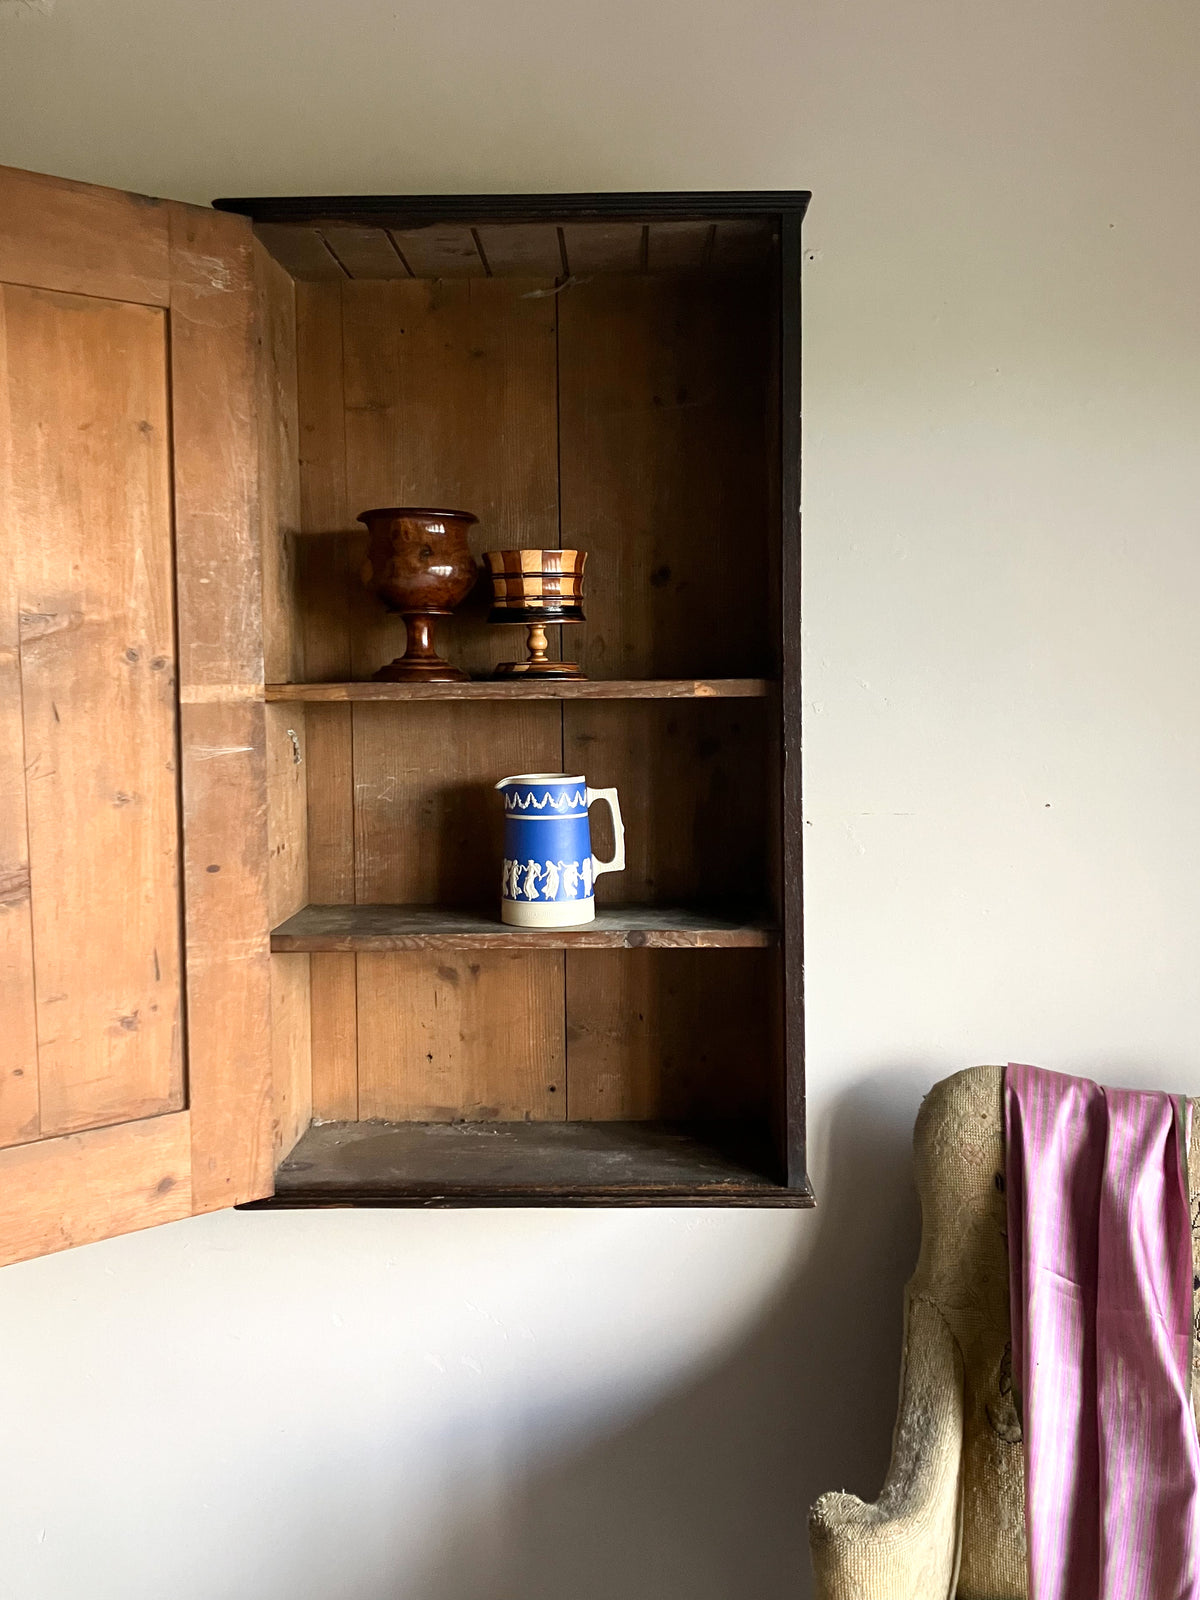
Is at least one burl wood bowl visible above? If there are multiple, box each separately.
[483,548,587,679]
[358,507,478,682]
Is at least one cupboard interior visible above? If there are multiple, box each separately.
[255,213,800,1201]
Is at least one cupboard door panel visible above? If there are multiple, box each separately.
[0,166,278,1264]
[1,283,183,1141]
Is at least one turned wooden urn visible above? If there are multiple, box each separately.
[358,507,478,682]
[483,548,588,679]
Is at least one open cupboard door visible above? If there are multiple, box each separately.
[0,164,285,1266]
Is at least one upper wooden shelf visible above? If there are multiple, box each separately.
[271,903,775,952]
[265,678,772,703]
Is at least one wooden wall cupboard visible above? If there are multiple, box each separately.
[0,166,810,1268]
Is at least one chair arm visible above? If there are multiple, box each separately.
[809,1293,964,1600]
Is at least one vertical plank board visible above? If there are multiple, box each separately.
[352,701,562,905]
[170,202,273,1209]
[309,953,359,1120]
[566,950,772,1126]
[339,277,559,680]
[295,281,359,678]
[357,951,564,1121]
[294,280,359,1120]
[558,274,771,679]
[5,284,182,1138]
[561,700,769,906]
[0,288,39,1146]
[351,699,564,1122]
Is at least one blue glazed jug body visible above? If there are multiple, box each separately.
[495,772,625,927]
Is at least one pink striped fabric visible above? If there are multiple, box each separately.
[1005,1062,1200,1600]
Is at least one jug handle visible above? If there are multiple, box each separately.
[586,787,625,879]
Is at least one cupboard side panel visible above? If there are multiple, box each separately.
[294,281,359,1120]
[255,241,311,1158]
[0,288,39,1145]
[5,285,183,1139]
[778,214,806,1188]
[763,233,788,1173]
[268,708,311,1160]
[170,203,273,1208]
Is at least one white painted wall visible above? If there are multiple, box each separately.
[1,1,1198,1595]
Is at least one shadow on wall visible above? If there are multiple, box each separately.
[402,1069,928,1600]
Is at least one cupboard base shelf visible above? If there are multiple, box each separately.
[245,1119,814,1207]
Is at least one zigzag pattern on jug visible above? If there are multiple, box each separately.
[503,789,587,813]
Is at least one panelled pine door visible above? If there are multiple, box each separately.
[0,165,275,1266]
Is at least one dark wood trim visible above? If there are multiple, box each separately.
[240,1188,816,1209]
[213,191,812,228]
[779,210,807,1193]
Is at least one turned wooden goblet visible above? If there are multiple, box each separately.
[358,507,478,682]
[483,548,587,680]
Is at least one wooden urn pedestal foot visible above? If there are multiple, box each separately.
[492,621,584,680]
[374,614,470,683]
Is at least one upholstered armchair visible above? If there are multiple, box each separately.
[808,1064,1200,1600]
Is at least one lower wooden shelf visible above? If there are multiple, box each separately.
[270,903,775,951]
[243,1120,815,1208]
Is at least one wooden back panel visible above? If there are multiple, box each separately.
[293,269,777,1129]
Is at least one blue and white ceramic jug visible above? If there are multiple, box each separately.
[495,773,625,927]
